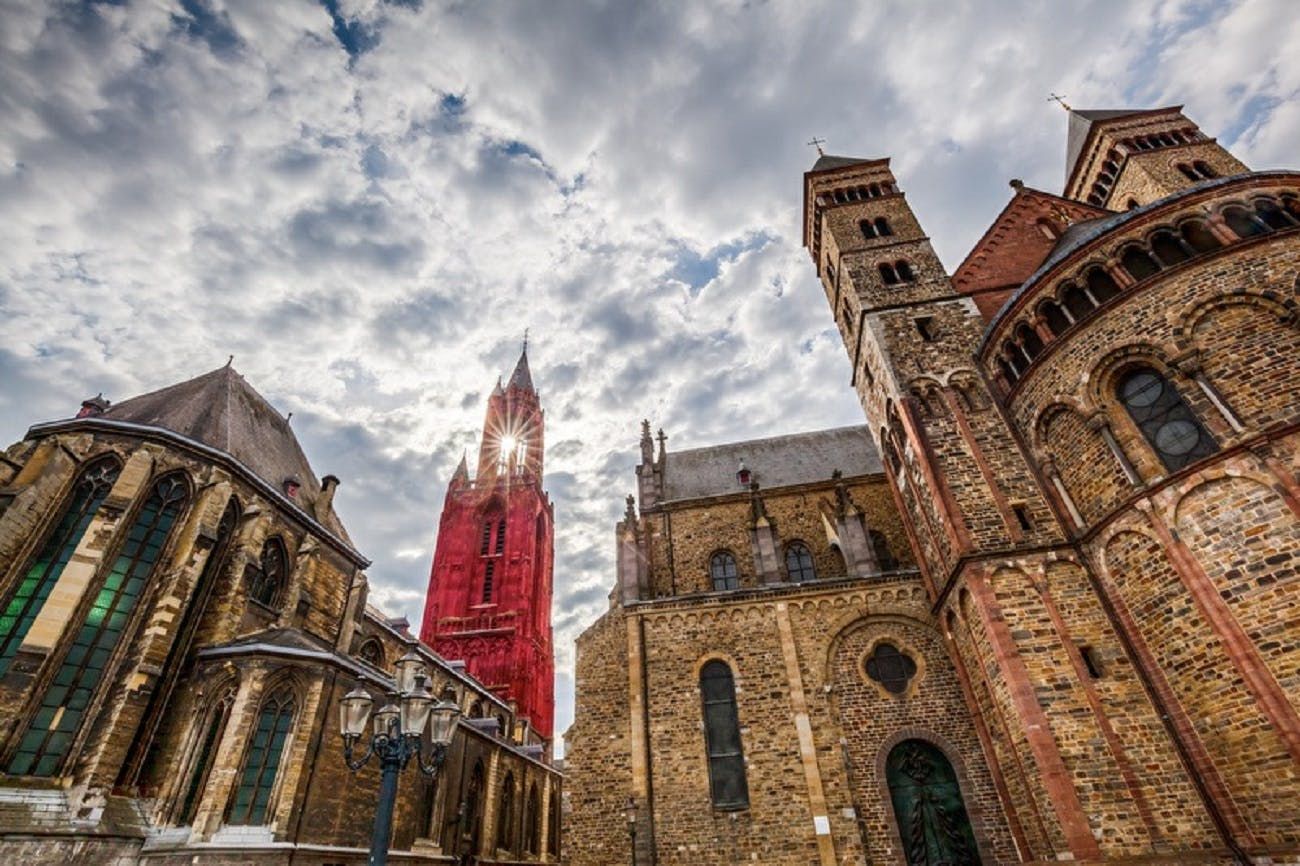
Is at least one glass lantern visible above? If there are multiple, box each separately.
[339,687,374,739]
[394,647,425,694]
[372,701,401,737]
[400,675,434,737]
[428,698,462,746]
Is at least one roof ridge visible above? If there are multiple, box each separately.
[668,424,869,457]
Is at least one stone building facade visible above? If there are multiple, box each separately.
[0,365,561,864]
[420,350,557,739]
[565,105,1300,864]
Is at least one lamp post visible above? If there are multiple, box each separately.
[340,649,461,866]
[625,796,638,866]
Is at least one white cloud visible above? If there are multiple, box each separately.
[0,0,1291,747]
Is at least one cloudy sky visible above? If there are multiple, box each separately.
[1,0,1295,747]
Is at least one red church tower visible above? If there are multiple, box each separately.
[419,349,556,738]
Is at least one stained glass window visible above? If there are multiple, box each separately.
[228,687,295,825]
[700,660,748,809]
[177,686,235,825]
[709,552,738,591]
[0,457,120,675]
[247,537,288,608]
[496,771,515,850]
[1118,368,1217,472]
[7,473,188,777]
[525,783,541,854]
[785,543,816,582]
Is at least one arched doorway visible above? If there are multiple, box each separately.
[886,739,980,865]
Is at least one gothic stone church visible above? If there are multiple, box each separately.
[564,105,1300,865]
[0,364,562,864]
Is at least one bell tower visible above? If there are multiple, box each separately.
[419,348,556,738]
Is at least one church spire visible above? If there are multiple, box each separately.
[507,347,535,393]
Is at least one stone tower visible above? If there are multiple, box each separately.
[803,104,1300,863]
[419,349,556,739]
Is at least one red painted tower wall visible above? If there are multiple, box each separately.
[419,352,556,738]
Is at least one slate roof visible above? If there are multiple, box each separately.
[980,171,1294,346]
[100,364,321,500]
[1064,109,1145,186]
[811,154,873,172]
[661,425,880,502]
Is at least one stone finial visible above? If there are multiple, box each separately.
[832,469,855,517]
[625,494,637,524]
[76,393,111,418]
[656,428,667,462]
[1009,178,1024,190]
[640,420,654,463]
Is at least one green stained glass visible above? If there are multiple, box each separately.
[6,475,187,777]
[0,459,120,674]
[228,693,295,825]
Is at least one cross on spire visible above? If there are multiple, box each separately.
[522,328,529,354]
[1048,92,1073,111]
[806,136,826,156]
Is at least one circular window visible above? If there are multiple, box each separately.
[865,643,918,695]
[1154,419,1200,455]
[1120,371,1162,407]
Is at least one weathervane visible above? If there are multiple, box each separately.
[522,328,529,353]
[806,136,826,156]
[1048,92,1072,111]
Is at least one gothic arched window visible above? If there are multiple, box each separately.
[874,217,893,237]
[709,551,739,591]
[547,788,560,855]
[1118,368,1218,472]
[1193,160,1217,179]
[496,772,515,852]
[6,472,189,778]
[887,740,980,865]
[870,529,898,571]
[0,455,120,675]
[228,686,295,825]
[175,684,236,825]
[784,542,816,582]
[895,260,916,282]
[357,638,384,669]
[699,660,748,809]
[860,219,879,240]
[525,783,541,855]
[879,263,900,285]
[248,536,288,608]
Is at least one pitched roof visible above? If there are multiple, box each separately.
[507,349,535,392]
[952,184,1109,300]
[811,154,874,172]
[661,425,880,502]
[1064,109,1144,185]
[101,364,321,499]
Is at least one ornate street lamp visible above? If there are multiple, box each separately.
[340,653,461,866]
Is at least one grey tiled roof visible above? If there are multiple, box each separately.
[811,154,873,172]
[660,425,879,502]
[1065,109,1143,186]
[101,364,321,500]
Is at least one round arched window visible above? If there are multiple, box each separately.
[1118,368,1217,471]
